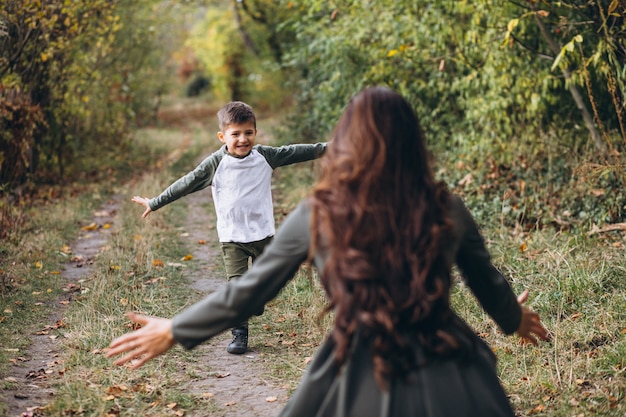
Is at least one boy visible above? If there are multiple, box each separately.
[131,101,326,354]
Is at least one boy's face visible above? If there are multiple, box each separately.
[218,121,257,157]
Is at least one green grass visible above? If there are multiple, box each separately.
[2,107,626,416]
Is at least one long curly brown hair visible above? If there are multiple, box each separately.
[311,87,458,388]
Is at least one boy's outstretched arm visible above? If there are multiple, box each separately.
[131,196,153,219]
[516,290,550,345]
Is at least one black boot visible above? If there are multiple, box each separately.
[227,327,248,354]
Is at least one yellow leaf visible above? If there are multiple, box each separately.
[61,245,72,254]
[41,52,48,62]
[519,242,528,253]
[110,265,121,271]
[102,223,111,229]
[35,261,43,269]
[387,49,398,57]
[120,298,128,306]
[50,271,60,275]
[507,18,519,32]
[81,222,98,231]
[133,234,142,241]
[152,259,164,267]
[181,254,193,261]
[608,0,618,15]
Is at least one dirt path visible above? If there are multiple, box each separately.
[1,128,288,417]
[2,198,121,417]
[174,183,288,417]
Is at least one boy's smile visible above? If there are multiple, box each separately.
[218,121,257,157]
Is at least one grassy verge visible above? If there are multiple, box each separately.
[0,126,179,376]
[265,150,626,415]
[45,126,225,416]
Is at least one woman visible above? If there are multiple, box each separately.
[107,87,548,416]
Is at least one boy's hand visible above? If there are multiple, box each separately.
[106,312,175,369]
[516,290,549,346]
[131,196,152,218]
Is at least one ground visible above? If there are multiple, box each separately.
[1,108,289,417]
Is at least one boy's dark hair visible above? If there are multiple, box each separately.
[217,101,256,131]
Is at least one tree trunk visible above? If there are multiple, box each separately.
[534,14,607,154]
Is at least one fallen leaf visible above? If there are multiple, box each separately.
[197,240,207,245]
[81,223,98,231]
[225,401,236,406]
[181,254,193,261]
[105,385,129,396]
[216,372,231,378]
[166,402,177,409]
[202,392,214,398]
[266,396,277,402]
[35,261,43,269]
[152,259,164,267]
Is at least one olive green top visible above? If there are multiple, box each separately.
[172,194,520,417]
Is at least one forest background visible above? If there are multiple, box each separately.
[1,0,626,416]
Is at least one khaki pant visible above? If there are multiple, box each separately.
[220,235,273,328]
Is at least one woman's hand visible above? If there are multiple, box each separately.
[516,290,549,346]
[131,196,152,218]
[106,312,176,369]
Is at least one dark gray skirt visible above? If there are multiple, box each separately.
[279,329,515,417]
